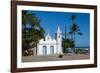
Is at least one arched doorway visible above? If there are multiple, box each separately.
[50,46,54,55]
[43,46,47,55]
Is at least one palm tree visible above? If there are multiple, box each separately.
[22,11,45,53]
[69,14,83,53]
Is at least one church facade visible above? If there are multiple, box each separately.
[37,26,62,55]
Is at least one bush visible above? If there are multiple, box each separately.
[58,54,63,58]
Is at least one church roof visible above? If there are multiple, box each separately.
[45,30,52,40]
[38,25,62,44]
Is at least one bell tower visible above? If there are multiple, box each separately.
[56,25,62,54]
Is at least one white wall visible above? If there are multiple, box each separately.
[0,0,100,73]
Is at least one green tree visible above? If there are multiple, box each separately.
[69,14,83,53]
[62,38,74,53]
[22,11,45,52]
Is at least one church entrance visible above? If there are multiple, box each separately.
[50,46,54,55]
[43,46,47,55]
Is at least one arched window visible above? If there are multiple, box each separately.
[43,46,47,55]
[50,46,54,54]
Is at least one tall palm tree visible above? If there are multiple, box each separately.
[69,14,83,53]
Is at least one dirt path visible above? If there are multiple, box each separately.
[22,54,90,62]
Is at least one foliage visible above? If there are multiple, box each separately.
[62,14,83,53]
[22,11,45,51]
[69,14,83,53]
[62,38,74,53]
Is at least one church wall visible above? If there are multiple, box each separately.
[37,43,58,55]
[37,44,42,55]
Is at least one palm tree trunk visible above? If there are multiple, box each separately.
[73,33,75,53]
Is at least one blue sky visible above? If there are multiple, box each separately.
[24,10,90,47]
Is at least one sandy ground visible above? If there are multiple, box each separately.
[22,54,90,62]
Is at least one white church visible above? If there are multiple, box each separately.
[37,26,63,55]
